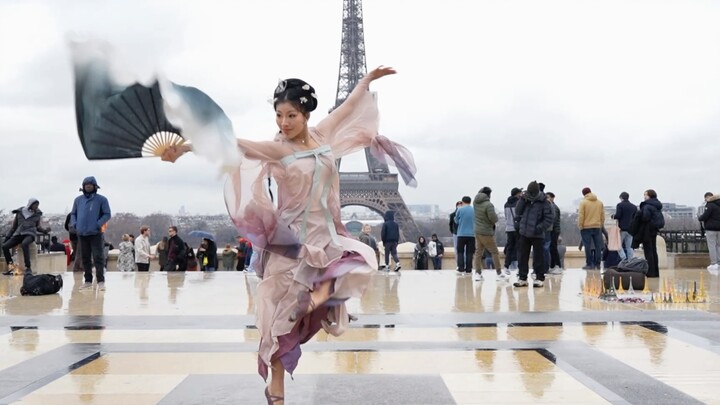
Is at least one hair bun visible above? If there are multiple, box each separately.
[273,78,318,112]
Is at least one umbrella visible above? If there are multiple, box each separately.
[72,43,232,160]
[189,231,215,241]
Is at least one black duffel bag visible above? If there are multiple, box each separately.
[21,273,63,296]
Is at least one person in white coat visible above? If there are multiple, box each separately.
[134,226,154,272]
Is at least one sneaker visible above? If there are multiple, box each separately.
[79,282,93,290]
[581,265,595,270]
[379,264,388,271]
[97,282,106,291]
[496,272,510,281]
[548,267,563,275]
[533,279,544,288]
[394,265,402,272]
[473,272,484,281]
[513,280,529,287]
[707,264,719,271]
[501,268,512,276]
[2,270,13,276]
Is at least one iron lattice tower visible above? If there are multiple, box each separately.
[334,0,420,242]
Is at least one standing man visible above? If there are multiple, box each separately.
[454,196,475,276]
[472,187,507,281]
[513,181,554,288]
[612,192,637,261]
[381,210,402,272]
[428,233,444,270]
[164,226,187,272]
[699,192,720,272]
[2,198,50,275]
[70,177,111,290]
[503,188,523,271]
[577,187,605,270]
[546,192,562,274]
[135,225,153,272]
[448,200,462,268]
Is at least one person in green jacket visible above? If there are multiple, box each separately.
[473,187,508,281]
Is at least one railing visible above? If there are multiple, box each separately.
[659,230,708,253]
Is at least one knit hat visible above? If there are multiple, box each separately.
[582,187,591,196]
[480,186,492,197]
[527,181,540,196]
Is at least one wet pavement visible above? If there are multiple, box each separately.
[1,268,719,404]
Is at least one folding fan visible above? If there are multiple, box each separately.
[73,52,231,161]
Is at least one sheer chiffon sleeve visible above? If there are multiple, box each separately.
[315,75,417,187]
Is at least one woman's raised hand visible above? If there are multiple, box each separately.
[368,65,397,81]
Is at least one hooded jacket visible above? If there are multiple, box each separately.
[515,191,554,239]
[504,196,519,232]
[699,195,720,231]
[381,211,400,243]
[9,198,49,238]
[640,197,664,235]
[473,192,498,236]
[70,176,112,236]
[578,193,605,230]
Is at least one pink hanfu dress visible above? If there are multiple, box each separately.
[223,76,416,379]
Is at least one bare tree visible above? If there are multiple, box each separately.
[141,212,174,244]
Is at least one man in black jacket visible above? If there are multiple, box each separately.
[612,192,637,261]
[381,211,401,272]
[699,192,720,271]
[513,182,554,288]
[164,226,187,272]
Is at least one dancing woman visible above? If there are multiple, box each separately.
[162,66,416,404]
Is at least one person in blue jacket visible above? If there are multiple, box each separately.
[70,176,111,290]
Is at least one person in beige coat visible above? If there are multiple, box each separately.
[578,187,605,270]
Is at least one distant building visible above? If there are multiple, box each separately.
[663,203,695,219]
[407,204,440,219]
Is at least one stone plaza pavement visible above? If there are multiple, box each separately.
[1,268,720,404]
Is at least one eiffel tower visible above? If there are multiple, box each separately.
[334,0,419,243]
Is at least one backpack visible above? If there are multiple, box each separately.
[21,273,63,296]
[616,257,649,274]
[651,211,665,230]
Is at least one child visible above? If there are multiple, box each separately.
[222,244,236,271]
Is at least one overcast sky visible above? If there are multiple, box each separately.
[1,0,719,217]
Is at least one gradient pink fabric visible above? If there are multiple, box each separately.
[221,75,416,379]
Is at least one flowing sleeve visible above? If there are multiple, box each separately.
[315,75,417,187]
[223,138,302,261]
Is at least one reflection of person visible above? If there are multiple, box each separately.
[2,198,50,275]
[162,66,414,403]
[70,176,111,290]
